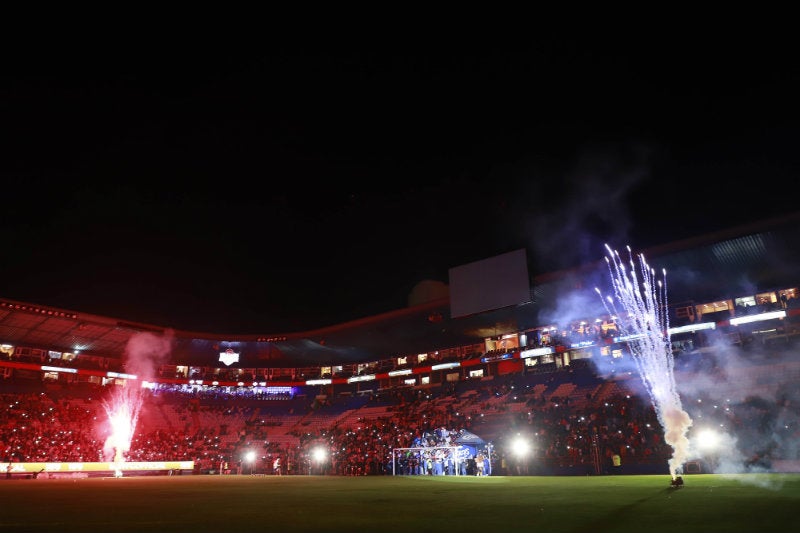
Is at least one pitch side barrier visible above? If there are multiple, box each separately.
[3,461,195,479]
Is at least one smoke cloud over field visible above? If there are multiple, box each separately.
[535,236,799,483]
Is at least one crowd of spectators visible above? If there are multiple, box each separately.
[2,347,797,477]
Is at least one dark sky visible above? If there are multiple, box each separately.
[2,35,799,334]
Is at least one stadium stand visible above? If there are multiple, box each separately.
[3,213,800,477]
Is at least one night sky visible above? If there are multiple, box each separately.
[2,35,799,334]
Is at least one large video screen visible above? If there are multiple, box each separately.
[448,248,531,318]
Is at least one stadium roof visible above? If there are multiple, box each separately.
[2,211,799,369]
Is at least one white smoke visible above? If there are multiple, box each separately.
[123,329,175,381]
[675,341,800,483]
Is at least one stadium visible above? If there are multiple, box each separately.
[2,212,800,532]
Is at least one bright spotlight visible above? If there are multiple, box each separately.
[511,438,530,457]
[695,428,722,451]
[312,447,327,462]
[245,451,256,463]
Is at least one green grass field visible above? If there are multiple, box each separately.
[1,473,798,532]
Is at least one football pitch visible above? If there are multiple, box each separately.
[1,473,798,532]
